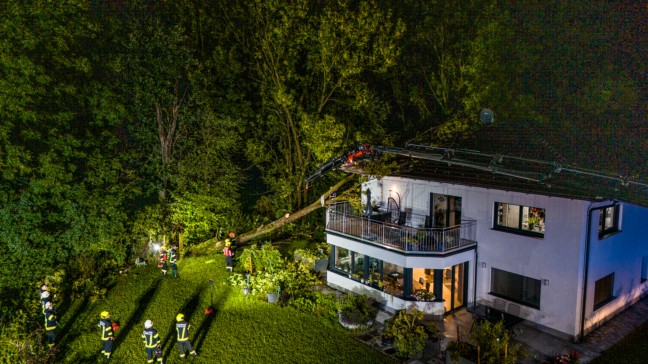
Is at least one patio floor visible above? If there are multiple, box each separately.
[358,295,648,363]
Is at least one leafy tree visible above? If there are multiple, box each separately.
[229,0,403,213]
[0,0,141,319]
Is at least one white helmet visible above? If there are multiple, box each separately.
[144,320,153,328]
[41,291,50,299]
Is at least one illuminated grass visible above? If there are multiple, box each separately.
[56,255,397,364]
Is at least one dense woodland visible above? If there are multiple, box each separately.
[0,0,644,347]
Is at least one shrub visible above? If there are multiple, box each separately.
[454,319,526,364]
[338,294,377,329]
[383,308,428,358]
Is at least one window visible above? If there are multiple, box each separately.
[594,273,615,310]
[333,246,351,273]
[490,268,541,309]
[352,252,365,280]
[598,205,620,238]
[494,202,545,237]
[382,261,404,298]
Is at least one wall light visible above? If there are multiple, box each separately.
[481,262,487,268]
[543,279,550,286]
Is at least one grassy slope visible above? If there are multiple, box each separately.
[55,254,397,364]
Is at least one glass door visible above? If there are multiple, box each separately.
[430,194,462,228]
[442,262,468,313]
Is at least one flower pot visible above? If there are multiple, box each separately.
[266,292,278,303]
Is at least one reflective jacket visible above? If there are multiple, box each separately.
[175,321,191,341]
[223,247,233,257]
[169,249,177,264]
[142,328,160,348]
[98,319,114,340]
[44,309,57,331]
[40,294,52,315]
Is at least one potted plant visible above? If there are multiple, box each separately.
[412,289,435,302]
[382,307,428,359]
[253,272,280,303]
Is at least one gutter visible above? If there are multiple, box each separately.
[474,249,479,311]
[579,204,595,342]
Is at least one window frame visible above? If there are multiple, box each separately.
[489,268,541,309]
[593,273,615,310]
[598,204,620,239]
[493,202,545,238]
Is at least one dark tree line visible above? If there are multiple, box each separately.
[0,0,643,336]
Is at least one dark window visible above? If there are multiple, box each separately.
[494,202,545,237]
[490,268,541,309]
[594,273,615,310]
[598,205,620,238]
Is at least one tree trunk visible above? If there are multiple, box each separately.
[235,174,358,245]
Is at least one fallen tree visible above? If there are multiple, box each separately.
[214,173,359,248]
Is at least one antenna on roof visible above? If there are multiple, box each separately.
[480,109,494,125]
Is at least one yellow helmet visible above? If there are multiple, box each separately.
[100,311,110,319]
[176,313,185,322]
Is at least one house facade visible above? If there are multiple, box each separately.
[325,174,648,341]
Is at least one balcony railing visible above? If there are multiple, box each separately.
[326,202,477,253]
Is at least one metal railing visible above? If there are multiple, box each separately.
[326,202,477,253]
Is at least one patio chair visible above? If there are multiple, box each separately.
[506,303,521,317]
[493,298,506,311]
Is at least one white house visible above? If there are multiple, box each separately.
[323,131,648,341]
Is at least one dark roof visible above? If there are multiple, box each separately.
[370,121,648,207]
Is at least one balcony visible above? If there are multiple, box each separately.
[326,202,477,253]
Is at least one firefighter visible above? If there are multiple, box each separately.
[98,311,114,360]
[39,284,48,298]
[43,301,57,348]
[223,239,234,272]
[142,320,163,364]
[159,248,168,275]
[40,290,52,315]
[175,313,197,360]
[169,245,178,278]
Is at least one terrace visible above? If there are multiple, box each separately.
[326,202,477,254]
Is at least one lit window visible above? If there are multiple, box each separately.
[494,202,545,237]
[598,205,620,238]
[594,273,615,310]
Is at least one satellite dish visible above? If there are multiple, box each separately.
[480,109,494,125]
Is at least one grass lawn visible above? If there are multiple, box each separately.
[590,321,648,364]
[54,253,398,363]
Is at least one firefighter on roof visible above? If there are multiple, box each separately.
[98,311,114,360]
[142,320,163,363]
[175,313,198,360]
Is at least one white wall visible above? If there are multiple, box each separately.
[356,176,648,339]
[585,202,648,333]
[372,176,587,337]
